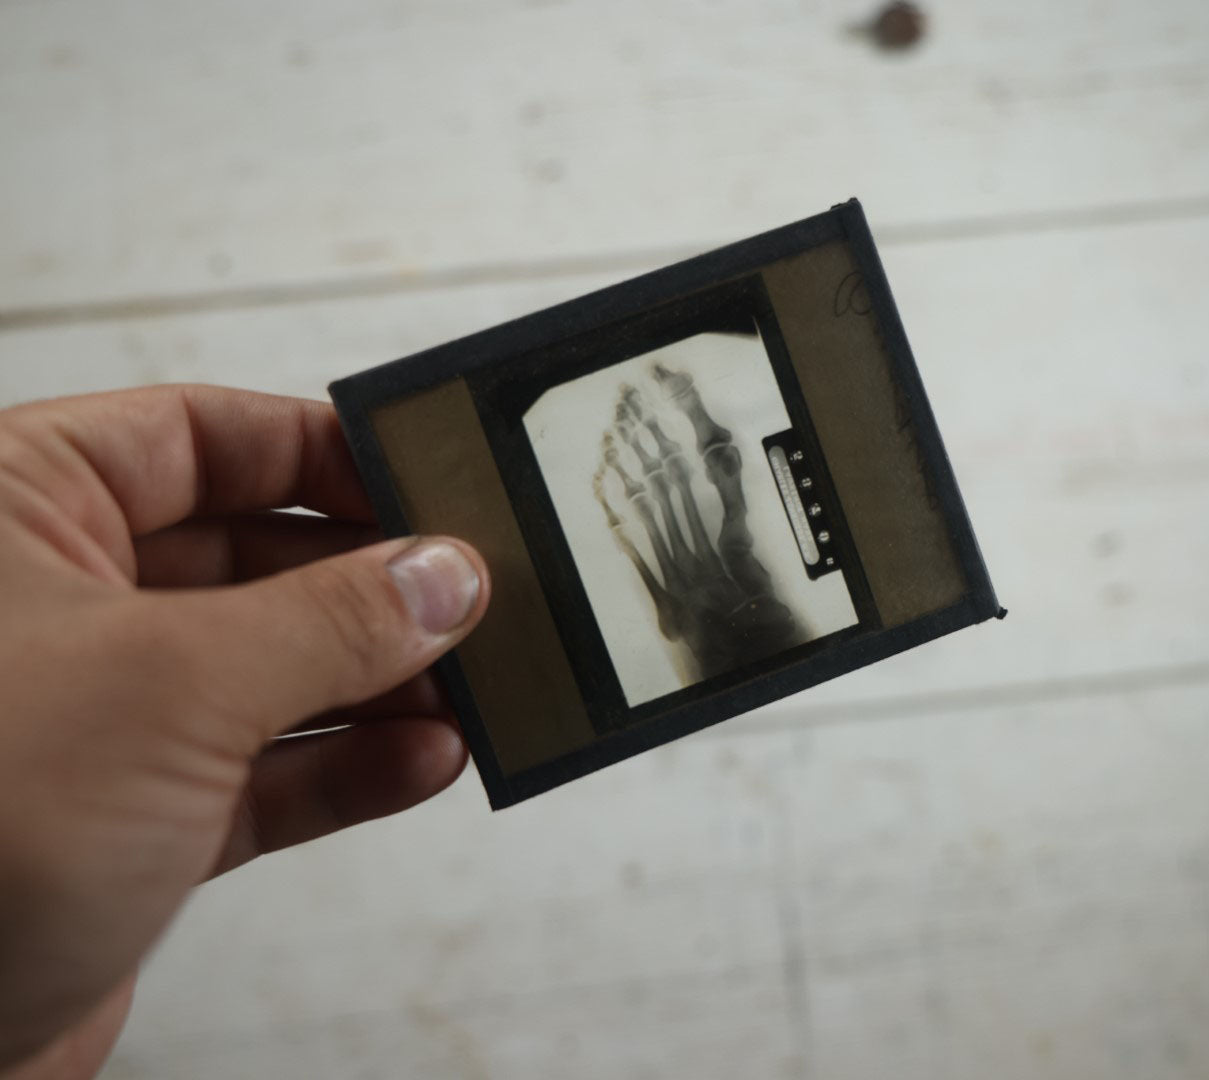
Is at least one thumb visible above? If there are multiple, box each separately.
[172,536,489,746]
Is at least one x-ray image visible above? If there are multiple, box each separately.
[525,331,857,706]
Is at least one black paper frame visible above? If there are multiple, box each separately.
[330,199,1002,809]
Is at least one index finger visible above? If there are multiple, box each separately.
[3,385,374,537]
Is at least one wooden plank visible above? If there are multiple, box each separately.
[2,0,1208,311]
[3,216,1207,709]
[789,681,1209,1080]
[102,973,798,1080]
[102,680,1209,1078]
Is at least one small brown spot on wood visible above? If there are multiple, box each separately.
[21,251,59,276]
[333,238,394,266]
[620,860,646,889]
[519,99,546,126]
[1032,1031,1057,1059]
[716,747,740,772]
[980,78,1013,106]
[44,45,80,68]
[534,158,566,183]
[872,2,926,50]
[974,829,1003,855]
[615,37,643,63]
[206,251,232,278]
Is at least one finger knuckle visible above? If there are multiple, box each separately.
[301,561,397,698]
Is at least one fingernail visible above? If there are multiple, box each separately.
[387,540,481,634]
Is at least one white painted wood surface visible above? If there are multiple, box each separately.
[2,0,1208,312]
[0,0,1206,1077]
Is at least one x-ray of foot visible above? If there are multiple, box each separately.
[525,330,859,707]
[594,367,800,684]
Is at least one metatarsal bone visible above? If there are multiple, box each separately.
[594,468,682,641]
[604,435,682,591]
[648,470,695,570]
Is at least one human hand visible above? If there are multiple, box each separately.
[0,387,490,1079]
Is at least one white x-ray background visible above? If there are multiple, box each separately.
[524,331,858,705]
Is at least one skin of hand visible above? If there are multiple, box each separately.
[0,386,491,1080]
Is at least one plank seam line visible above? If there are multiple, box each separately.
[3,195,1209,332]
[703,658,1209,738]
